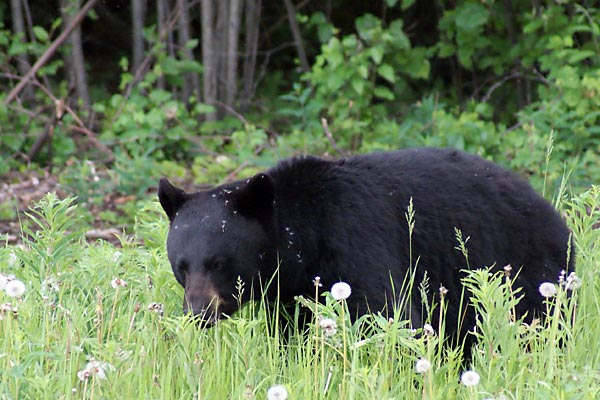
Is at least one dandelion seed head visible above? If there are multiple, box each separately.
[42,277,60,294]
[4,279,25,298]
[112,251,122,263]
[352,339,368,349]
[538,282,557,298]
[267,384,288,400]
[423,323,435,337]
[416,358,431,374]
[148,302,164,316]
[312,276,322,287]
[461,370,480,387]
[77,370,90,381]
[439,285,448,297]
[77,359,113,381]
[110,277,127,289]
[0,273,16,291]
[564,271,581,291]
[0,302,16,319]
[330,282,351,300]
[318,317,337,337]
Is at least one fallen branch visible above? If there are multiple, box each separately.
[1,73,114,163]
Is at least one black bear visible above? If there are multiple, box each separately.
[158,147,572,342]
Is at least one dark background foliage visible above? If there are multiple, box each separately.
[0,0,599,231]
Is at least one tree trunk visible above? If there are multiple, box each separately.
[240,0,261,110]
[10,0,34,101]
[156,0,169,90]
[215,0,229,109]
[201,0,217,121]
[60,0,90,109]
[282,0,309,73]
[177,0,200,102]
[132,0,146,72]
[225,0,242,107]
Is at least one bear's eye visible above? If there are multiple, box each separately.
[178,259,190,277]
[206,259,224,272]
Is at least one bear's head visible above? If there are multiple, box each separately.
[158,174,276,325]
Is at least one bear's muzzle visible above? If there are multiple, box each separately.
[183,272,227,326]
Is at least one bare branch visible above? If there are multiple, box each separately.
[321,118,349,157]
[282,0,309,73]
[3,0,101,105]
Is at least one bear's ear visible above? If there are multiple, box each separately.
[234,173,274,218]
[158,178,188,221]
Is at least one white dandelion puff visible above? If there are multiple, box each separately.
[312,276,322,287]
[318,317,338,337]
[415,358,431,374]
[423,323,435,337]
[564,272,581,291]
[352,339,368,349]
[439,285,448,297]
[110,277,127,289]
[4,279,26,298]
[77,359,114,381]
[461,370,480,387]
[267,384,288,400]
[148,302,164,316]
[41,277,61,294]
[538,282,557,298]
[76,369,90,381]
[330,282,351,300]
[112,251,122,263]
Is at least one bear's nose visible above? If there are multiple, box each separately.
[183,272,224,325]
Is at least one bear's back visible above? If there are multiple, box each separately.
[268,148,571,328]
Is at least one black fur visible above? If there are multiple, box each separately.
[158,148,573,340]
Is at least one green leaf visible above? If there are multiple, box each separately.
[437,41,456,58]
[149,89,172,104]
[377,63,396,83]
[8,41,27,56]
[369,46,384,65]
[327,73,345,91]
[568,50,596,64]
[356,14,380,41]
[454,3,489,32]
[401,0,416,9]
[403,48,431,78]
[374,86,395,100]
[51,17,63,32]
[178,59,203,73]
[185,39,199,49]
[388,20,410,49]
[351,78,365,95]
[358,65,369,79]
[161,57,179,75]
[33,26,49,42]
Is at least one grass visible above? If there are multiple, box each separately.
[0,187,599,399]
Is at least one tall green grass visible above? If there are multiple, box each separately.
[0,188,599,399]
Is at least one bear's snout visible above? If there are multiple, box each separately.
[183,272,226,325]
